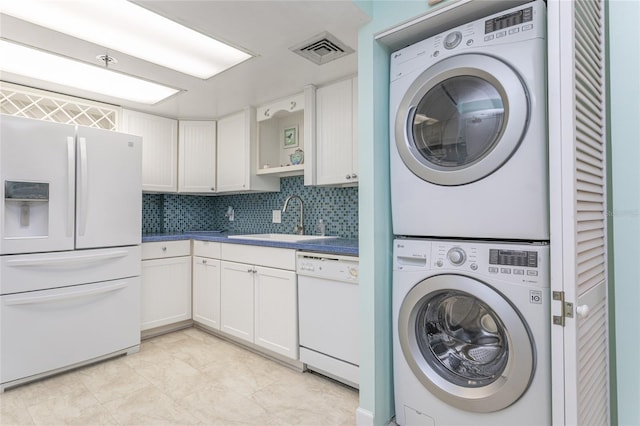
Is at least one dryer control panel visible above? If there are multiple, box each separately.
[390,0,546,82]
[394,238,549,288]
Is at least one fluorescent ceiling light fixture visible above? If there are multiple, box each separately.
[0,40,180,104]
[0,0,253,79]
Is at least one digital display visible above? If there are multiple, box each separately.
[489,249,537,268]
[485,7,533,34]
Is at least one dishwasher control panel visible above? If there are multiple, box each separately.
[296,253,359,282]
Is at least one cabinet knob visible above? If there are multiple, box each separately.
[290,101,296,110]
[247,268,254,273]
[351,173,357,179]
[211,187,215,191]
[202,259,207,264]
[264,108,270,117]
[161,246,167,252]
[345,174,351,180]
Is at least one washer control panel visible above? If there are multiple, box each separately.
[394,238,549,287]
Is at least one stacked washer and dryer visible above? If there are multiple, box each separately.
[389,2,551,425]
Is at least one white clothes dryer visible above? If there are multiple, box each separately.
[392,238,550,425]
[390,1,548,240]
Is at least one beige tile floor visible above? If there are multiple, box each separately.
[0,328,359,425]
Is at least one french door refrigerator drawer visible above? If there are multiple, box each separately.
[0,246,141,294]
[0,277,141,385]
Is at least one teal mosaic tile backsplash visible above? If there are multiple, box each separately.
[142,176,358,239]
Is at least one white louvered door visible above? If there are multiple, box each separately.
[548,1,610,425]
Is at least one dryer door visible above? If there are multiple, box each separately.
[394,54,529,186]
[398,274,535,413]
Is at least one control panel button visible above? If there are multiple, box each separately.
[509,28,520,35]
[501,268,512,274]
[470,263,478,271]
[514,269,525,275]
[496,31,506,38]
[489,267,499,273]
[484,35,494,41]
[447,247,467,266]
[349,267,359,279]
[433,50,440,57]
[443,31,463,49]
[466,39,474,46]
[522,24,533,31]
[436,260,444,267]
[527,270,539,276]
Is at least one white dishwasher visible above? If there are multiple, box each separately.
[296,252,359,388]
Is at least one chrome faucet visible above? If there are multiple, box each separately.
[282,195,304,235]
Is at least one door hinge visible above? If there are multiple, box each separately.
[552,291,574,326]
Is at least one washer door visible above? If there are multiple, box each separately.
[394,54,529,186]
[398,274,535,413]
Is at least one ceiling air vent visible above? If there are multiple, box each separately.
[290,32,354,65]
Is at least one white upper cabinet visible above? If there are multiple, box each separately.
[216,108,279,193]
[121,109,178,192]
[178,120,217,194]
[315,76,358,186]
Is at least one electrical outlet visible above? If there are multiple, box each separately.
[272,210,282,223]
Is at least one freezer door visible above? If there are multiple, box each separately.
[0,116,75,254]
[1,276,140,385]
[75,126,142,249]
[0,246,141,294]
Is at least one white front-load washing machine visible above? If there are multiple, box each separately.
[392,238,550,425]
[390,1,548,240]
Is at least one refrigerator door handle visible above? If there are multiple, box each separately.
[4,281,128,306]
[67,137,75,238]
[5,249,130,268]
[78,137,89,236]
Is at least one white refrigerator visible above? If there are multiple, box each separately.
[0,115,142,391]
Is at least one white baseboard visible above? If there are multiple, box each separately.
[356,407,374,426]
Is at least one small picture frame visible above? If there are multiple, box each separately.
[283,126,298,148]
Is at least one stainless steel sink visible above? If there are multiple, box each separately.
[227,233,337,243]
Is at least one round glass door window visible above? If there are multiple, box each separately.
[411,76,505,169]
[415,290,509,388]
[398,274,535,413]
[395,54,529,186]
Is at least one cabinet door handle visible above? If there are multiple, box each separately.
[247,268,254,273]
[290,101,296,110]
[202,259,207,264]
[264,108,270,117]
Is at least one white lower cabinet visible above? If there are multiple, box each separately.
[141,240,298,361]
[220,244,298,360]
[192,256,221,330]
[254,266,297,359]
[141,241,191,331]
[220,261,256,342]
[192,241,222,330]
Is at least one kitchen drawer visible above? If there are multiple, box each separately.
[220,243,295,270]
[142,240,190,260]
[192,240,221,259]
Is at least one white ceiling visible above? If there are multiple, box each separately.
[0,1,370,120]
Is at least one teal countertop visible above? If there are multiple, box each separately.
[142,231,359,257]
